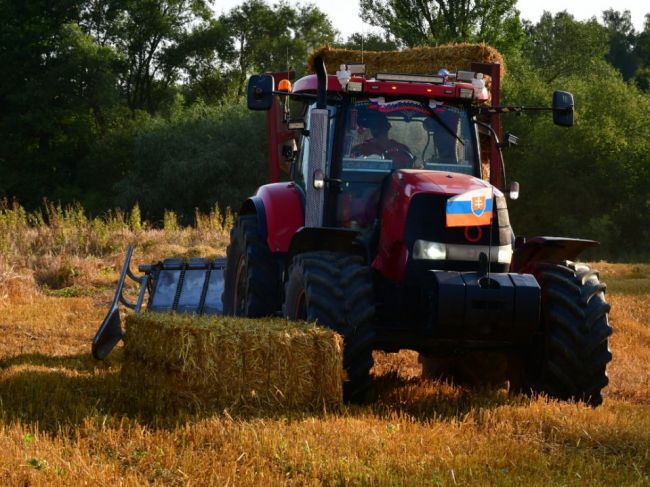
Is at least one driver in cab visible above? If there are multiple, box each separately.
[351,112,414,168]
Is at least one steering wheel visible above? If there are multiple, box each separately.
[383,146,416,168]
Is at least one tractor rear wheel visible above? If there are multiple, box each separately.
[222,215,281,317]
[528,260,612,406]
[284,251,375,403]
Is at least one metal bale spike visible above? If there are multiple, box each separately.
[92,306,123,360]
[92,245,140,360]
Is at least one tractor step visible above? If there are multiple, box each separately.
[91,245,225,360]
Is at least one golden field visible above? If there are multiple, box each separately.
[0,204,649,485]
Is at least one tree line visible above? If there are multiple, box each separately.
[0,0,648,258]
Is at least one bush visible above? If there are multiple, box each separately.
[502,60,650,259]
[114,100,267,223]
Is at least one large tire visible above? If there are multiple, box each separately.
[283,251,375,403]
[222,215,281,317]
[528,260,612,406]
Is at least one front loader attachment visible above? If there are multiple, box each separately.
[91,245,226,360]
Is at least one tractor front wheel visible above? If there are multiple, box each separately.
[284,251,375,403]
[222,215,281,317]
[527,260,613,406]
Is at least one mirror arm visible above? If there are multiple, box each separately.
[269,91,342,105]
[474,106,553,116]
[474,120,507,189]
[314,56,327,109]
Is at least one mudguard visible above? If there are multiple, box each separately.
[239,182,305,253]
[511,236,598,273]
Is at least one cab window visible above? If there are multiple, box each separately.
[294,103,337,190]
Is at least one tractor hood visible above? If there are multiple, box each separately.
[374,169,511,282]
[391,169,500,199]
[379,169,506,253]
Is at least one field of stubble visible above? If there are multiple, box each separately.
[0,219,649,485]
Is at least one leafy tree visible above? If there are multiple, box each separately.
[114,101,267,219]
[602,9,639,80]
[221,0,337,96]
[335,32,400,51]
[505,12,650,258]
[163,20,236,104]
[80,0,223,112]
[0,0,121,206]
[503,60,650,257]
[358,0,524,53]
[634,67,650,91]
[118,0,209,111]
[636,14,650,62]
[634,14,650,90]
[522,11,608,83]
[80,0,125,46]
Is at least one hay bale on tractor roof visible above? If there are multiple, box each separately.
[121,313,344,414]
[307,43,506,81]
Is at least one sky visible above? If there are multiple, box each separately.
[213,0,649,38]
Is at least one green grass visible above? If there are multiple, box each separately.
[606,278,650,295]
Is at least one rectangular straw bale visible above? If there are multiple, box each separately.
[308,43,505,79]
[122,313,344,413]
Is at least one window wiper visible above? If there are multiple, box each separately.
[424,106,465,146]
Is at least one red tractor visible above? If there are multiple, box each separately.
[93,47,611,406]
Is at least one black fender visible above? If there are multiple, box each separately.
[510,236,598,272]
[288,227,366,262]
[238,196,267,238]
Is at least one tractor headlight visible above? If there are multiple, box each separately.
[413,240,513,264]
[497,246,513,264]
[413,240,447,260]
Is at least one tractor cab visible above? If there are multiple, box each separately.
[270,66,493,234]
[309,97,479,230]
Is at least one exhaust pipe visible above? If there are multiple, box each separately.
[314,56,327,109]
[305,56,329,227]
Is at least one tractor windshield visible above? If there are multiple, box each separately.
[335,99,479,230]
[341,99,478,174]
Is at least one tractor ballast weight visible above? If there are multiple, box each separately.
[93,45,611,407]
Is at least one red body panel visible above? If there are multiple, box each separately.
[372,170,493,282]
[266,72,295,183]
[256,182,304,252]
[292,74,344,93]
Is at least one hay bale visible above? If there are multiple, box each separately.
[121,313,344,414]
[307,43,505,93]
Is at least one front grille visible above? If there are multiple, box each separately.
[403,193,512,252]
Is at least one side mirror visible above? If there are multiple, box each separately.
[247,74,274,111]
[498,132,519,149]
[552,91,574,127]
